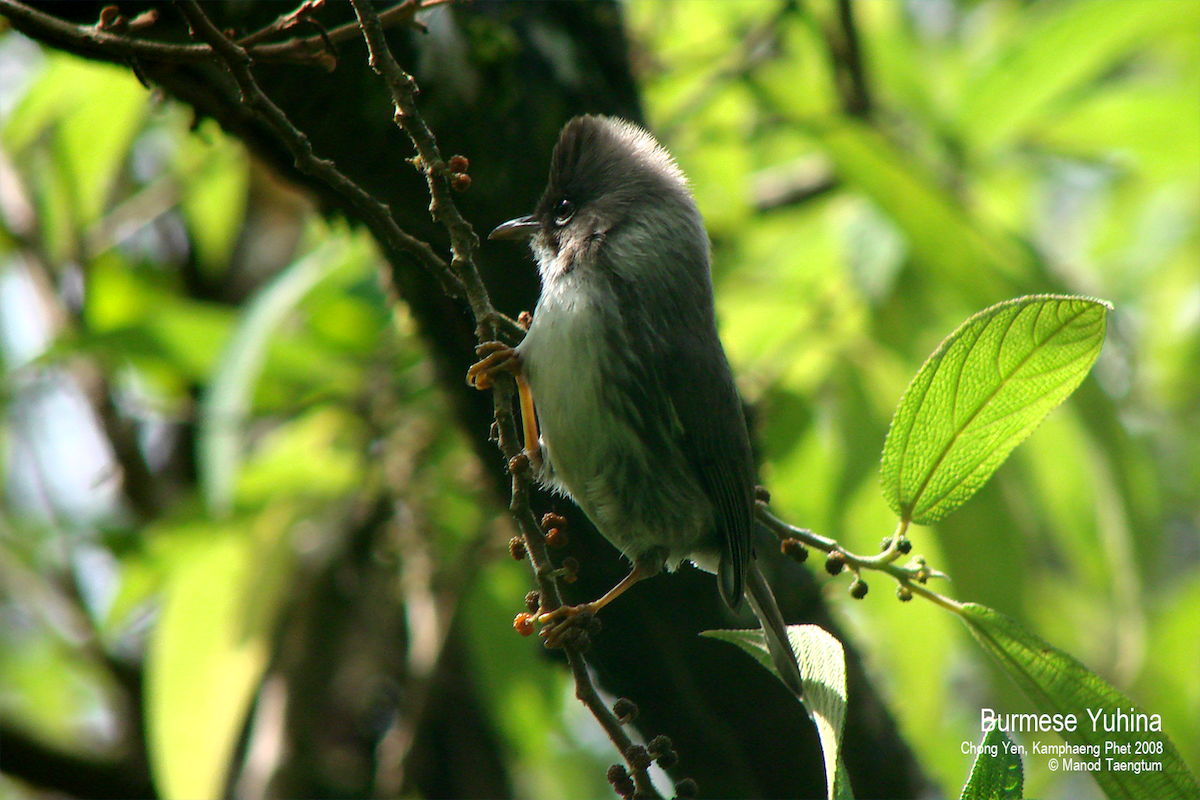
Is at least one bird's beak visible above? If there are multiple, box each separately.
[489,215,539,241]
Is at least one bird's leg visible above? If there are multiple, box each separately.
[467,342,541,469]
[537,553,661,648]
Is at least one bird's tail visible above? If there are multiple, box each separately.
[744,560,805,702]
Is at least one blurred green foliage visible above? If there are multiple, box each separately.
[1,1,1197,799]
[630,0,1199,795]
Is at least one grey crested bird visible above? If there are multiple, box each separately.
[470,114,805,702]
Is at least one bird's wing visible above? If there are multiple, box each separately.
[661,323,757,610]
[603,248,756,610]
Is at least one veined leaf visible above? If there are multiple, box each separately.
[960,728,1023,800]
[960,603,1199,800]
[881,295,1109,525]
[704,625,853,800]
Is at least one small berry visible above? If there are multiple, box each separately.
[507,452,529,475]
[560,557,580,583]
[849,577,869,599]
[545,527,569,548]
[656,749,678,770]
[447,154,469,173]
[509,536,526,561]
[607,764,635,799]
[825,552,846,575]
[541,512,567,531]
[451,173,471,192]
[897,538,913,555]
[513,612,535,636]
[896,585,913,602]
[647,735,673,756]
[524,590,541,613]
[613,697,639,724]
[674,778,699,798]
[781,538,808,562]
[625,745,653,771]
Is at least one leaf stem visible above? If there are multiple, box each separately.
[757,504,961,611]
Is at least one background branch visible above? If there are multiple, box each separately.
[0,0,450,69]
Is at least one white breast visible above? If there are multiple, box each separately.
[518,271,613,500]
[516,262,712,567]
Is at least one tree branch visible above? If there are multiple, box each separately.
[828,0,872,118]
[167,0,657,792]
[174,0,467,303]
[348,0,497,340]
[344,4,660,792]
[0,0,451,70]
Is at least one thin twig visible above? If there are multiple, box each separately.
[175,0,466,300]
[236,0,329,48]
[828,0,871,118]
[757,503,958,611]
[0,0,451,70]
[349,0,501,341]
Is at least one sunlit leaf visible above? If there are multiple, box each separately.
[957,0,1195,155]
[812,120,1033,296]
[235,407,365,505]
[80,255,236,379]
[704,625,853,799]
[4,54,147,226]
[881,295,1109,525]
[960,603,1200,800]
[176,126,250,278]
[145,525,284,800]
[960,728,1023,800]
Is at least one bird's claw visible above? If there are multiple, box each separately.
[467,341,519,389]
[536,604,599,648]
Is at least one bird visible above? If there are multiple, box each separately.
[469,114,804,702]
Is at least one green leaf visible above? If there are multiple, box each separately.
[961,728,1024,800]
[177,129,250,278]
[145,529,275,800]
[960,603,1200,800]
[881,295,1109,525]
[703,625,853,800]
[957,0,1195,155]
[812,119,1033,296]
[4,54,148,227]
[198,240,349,516]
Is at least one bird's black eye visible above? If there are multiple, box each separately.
[554,198,575,226]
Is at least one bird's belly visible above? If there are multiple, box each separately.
[519,288,710,565]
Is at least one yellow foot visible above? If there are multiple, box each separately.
[536,604,601,648]
[466,341,519,390]
[467,341,543,472]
